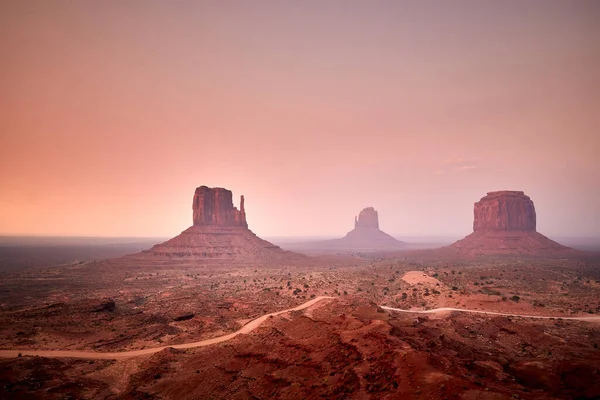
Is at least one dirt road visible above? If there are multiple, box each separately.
[0,296,334,360]
[380,305,600,321]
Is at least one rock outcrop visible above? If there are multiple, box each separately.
[355,207,379,229]
[449,190,570,255]
[192,186,247,228]
[473,191,536,232]
[304,207,404,252]
[147,186,299,261]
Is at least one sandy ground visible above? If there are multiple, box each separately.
[401,270,442,285]
[0,296,334,360]
[2,295,597,362]
[380,305,600,322]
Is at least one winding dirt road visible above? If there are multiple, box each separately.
[2,298,598,360]
[380,306,600,322]
[0,296,334,360]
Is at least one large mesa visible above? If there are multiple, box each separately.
[449,190,570,255]
[473,191,536,232]
[146,186,299,261]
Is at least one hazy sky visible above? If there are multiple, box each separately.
[1,1,599,239]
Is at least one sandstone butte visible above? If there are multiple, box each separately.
[324,207,404,251]
[147,186,299,261]
[449,190,571,255]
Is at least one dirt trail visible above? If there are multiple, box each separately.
[0,296,334,360]
[380,306,600,322]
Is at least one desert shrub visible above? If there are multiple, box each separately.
[510,295,520,302]
[481,288,501,296]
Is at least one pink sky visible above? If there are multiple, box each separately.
[1,1,599,238]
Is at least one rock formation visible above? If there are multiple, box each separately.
[449,191,570,255]
[192,186,247,228]
[473,191,536,232]
[306,207,404,252]
[147,186,299,261]
[354,207,379,229]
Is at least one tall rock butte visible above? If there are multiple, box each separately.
[473,191,536,232]
[148,186,299,261]
[321,207,404,251]
[192,186,247,228]
[354,207,379,229]
[450,191,570,255]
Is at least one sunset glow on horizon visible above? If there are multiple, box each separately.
[1,1,599,239]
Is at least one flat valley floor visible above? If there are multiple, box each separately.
[0,249,599,399]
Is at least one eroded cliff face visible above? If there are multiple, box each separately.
[473,191,536,232]
[354,207,379,229]
[192,186,247,228]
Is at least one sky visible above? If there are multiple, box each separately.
[1,1,599,239]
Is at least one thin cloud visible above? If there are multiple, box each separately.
[433,157,501,175]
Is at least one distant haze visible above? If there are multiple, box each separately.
[1,1,599,239]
